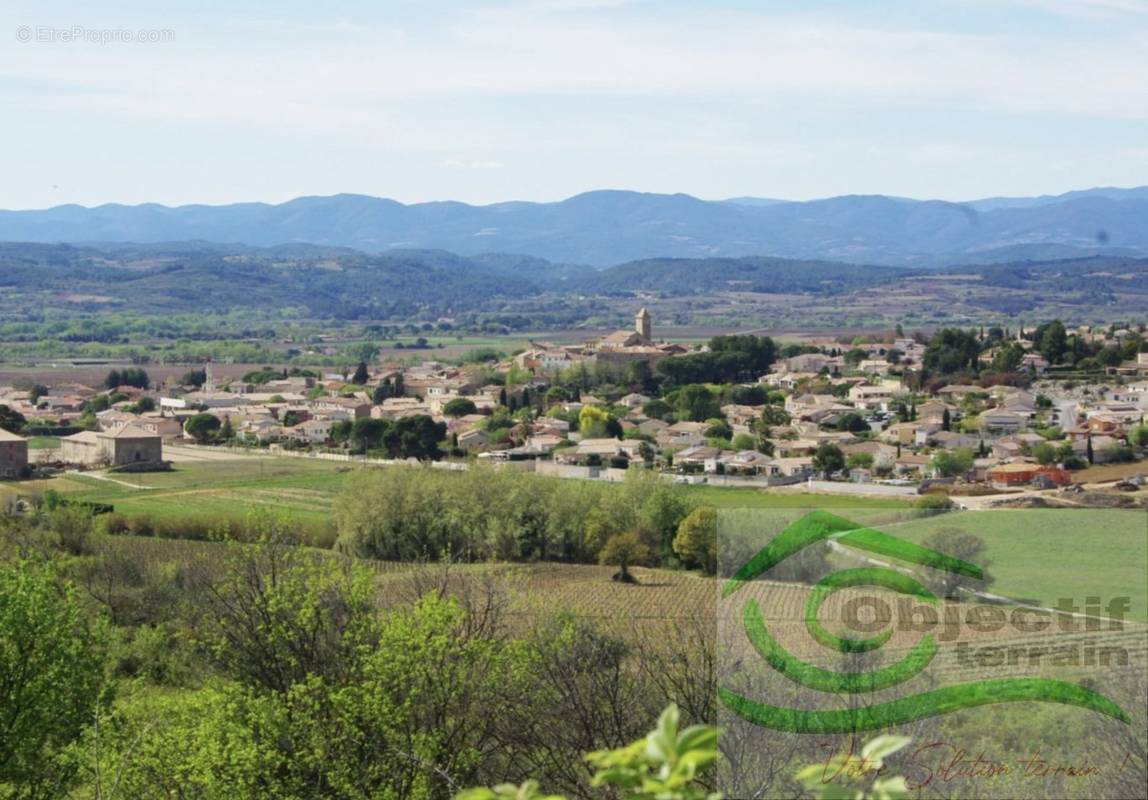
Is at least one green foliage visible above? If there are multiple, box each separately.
[658,336,776,386]
[598,531,652,582]
[333,465,694,565]
[931,447,974,478]
[105,367,150,390]
[794,735,911,800]
[444,397,479,417]
[672,507,717,575]
[0,404,26,434]
[585,704,719,800]
[923,328,980,375]
[812,443,845,474]
[665,385,721,423]
[185,412,222,443]
[0,560,108,794]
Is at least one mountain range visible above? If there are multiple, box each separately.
[2,187,1147,267]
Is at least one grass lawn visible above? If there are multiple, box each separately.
[26,436,61,450]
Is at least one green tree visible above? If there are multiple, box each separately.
[812,443,845,475]
[0,404,26,434]
[351,360,370,386]
[184,412,222,443]
[0,560,108,793]
[931,447,974,478]
[1037,320,1069,365]
[1032,441,1058,466]
[444,397,478,417]
[599,531,651,583]
[673,507,717,575]
[667,385,721,423]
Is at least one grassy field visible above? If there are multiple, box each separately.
[686,485,910,509]
[0,458,349,543]
[883,508,1148,621]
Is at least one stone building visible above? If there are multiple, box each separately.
[0,428,28,479]
[60,425,163,468]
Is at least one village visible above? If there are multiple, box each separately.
[2,309,1147,500]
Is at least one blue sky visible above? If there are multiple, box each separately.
[3,0,1148,208]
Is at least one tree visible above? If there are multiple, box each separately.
[598,531,651,583]
[29,384,50,404]
[923,329,980,375]
[920,527,993,599]
[1128,424,1148,448]
[812,443,845,475]
[847,452,874,471]
[1032,441,1058,466]
[443,397,478,417]
[179,368,208,387]
[1,560,108,792]
[351,360,370,386]
[219,416,235,442]
[579,405,612,438]
[0,404,26,434]
[673,507,717,575]
[758,404,791,429]
[931,447,974,478]
[184,413,222,443]
[941,408,951,432]
[1037,320,1069,365]
[667,385,721,422]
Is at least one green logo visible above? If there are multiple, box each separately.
[718,510,1130,733]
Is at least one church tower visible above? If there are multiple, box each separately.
[635,307,651,341]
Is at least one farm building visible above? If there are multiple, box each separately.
[60,425,164,468]
[0,428,28,479]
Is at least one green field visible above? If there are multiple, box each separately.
[887,508,1148,622]
[0,458,350,544]
[686,485,910,510]
[26,436,61,450]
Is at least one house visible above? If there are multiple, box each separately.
[721,404,763,427]
[284,419,334,444]
[987,463,1070,488]
[936,385,984,400]
[555,438,642,465]
[979,410,1028,432]
[619,393,651,409]
[309,397,371,420]
[60,426,163,468]
[658,421,709,448]
[457,428,491,451]
[675,445,723,471]
[0,429,28,479]
[719,450,776,475]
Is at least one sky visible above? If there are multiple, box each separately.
[3,0,1148,209]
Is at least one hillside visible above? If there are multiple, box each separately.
[2,187,1147,266]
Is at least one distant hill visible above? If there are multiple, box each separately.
[2,187,1147,267]
[580,256,909,295]
[1,241,1145,321]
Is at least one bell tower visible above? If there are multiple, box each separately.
[635,307,651,341]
